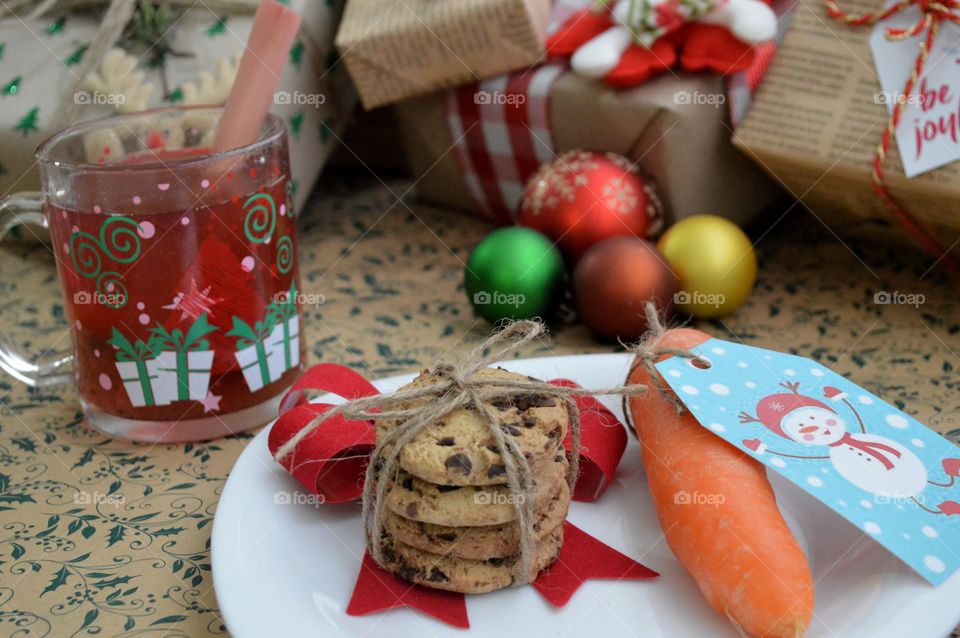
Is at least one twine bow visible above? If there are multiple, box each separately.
[826,0,960,271]
[273,321,648,586]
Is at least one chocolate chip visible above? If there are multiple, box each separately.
[522,415,537,428]
[406,503,418,518]
[487,464,506,478]
[436,485,461,493]
[488,557,507,566]
[514,394,556,411]
[428,567,449,582]
[486,443,500,453]
[491,398,513,410]
[554,454,564,463]
[402,477,414,490]
[533,523,542,532]
[547,427,561,439]
[437,533,457,542]
[399,566,418,582]
[502,425,521,436]
[437,437,456,446]
[445,453,472,475]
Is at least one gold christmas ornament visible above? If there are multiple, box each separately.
[657,215,756,318]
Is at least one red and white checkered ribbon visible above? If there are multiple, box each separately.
[446,64,565,224]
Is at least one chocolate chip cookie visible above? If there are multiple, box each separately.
[383,478,570,560]
[385,450,568,526]
[378,525,564,594]
[377,367,569,486]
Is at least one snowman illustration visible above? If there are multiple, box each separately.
[738,382,960,516]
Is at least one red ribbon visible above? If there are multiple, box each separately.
[266,363,658,627]
[268,365,630,504]
[826,0,960,272]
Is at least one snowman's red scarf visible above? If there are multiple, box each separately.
[829,432,901,470]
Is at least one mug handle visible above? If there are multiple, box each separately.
[0,192,73,387]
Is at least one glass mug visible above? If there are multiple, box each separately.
[0,106,304,442]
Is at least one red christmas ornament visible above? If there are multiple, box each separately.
[517,151,664,264]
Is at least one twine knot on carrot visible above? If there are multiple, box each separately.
[825,0,960,272]
[272,320,648,585]
[623,303,702,417]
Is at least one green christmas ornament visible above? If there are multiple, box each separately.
[465,227,564,322]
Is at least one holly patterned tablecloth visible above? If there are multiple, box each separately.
[0,174,958,637]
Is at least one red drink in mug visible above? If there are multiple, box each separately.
[0,107,304,442]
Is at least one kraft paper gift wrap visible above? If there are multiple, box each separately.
[397,71,780,226]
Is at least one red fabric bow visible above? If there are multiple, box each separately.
[268,365,630,504]
[825,0,960,271]
[266,363,659,628]
[547,5,764,87]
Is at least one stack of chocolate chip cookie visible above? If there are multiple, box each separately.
[376,367,571,594]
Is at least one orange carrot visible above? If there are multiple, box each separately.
[628,328,814,638]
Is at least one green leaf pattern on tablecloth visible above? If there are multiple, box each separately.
[1,180,960,636]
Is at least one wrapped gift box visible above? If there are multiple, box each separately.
[397,69,781,226]
[335,0,551,109]
[0,0,355,215]
[732,0,960,249]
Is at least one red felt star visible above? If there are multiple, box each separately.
[346,553,470,628]
[345,523,659,627]
[533,522,659,606]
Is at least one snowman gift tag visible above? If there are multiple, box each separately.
[655,339,960,585]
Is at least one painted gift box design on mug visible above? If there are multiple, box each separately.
[228,283,300,392]
[108,314,216,407]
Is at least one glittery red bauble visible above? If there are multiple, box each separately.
[573,237,678,342]
[517,151,664,264]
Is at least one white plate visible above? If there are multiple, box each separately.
[212,354,960,638]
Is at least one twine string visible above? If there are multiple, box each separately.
[825,0,960,271]
[273,320,646,585]
[621,303,701,434]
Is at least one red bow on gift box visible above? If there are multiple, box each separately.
[548,2,774,87]
[267,363,659,628]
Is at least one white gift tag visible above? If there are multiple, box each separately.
[869,2,960,177]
